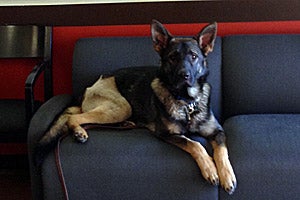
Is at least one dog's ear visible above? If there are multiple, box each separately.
[196,22,217,56]
[151,20,172,54]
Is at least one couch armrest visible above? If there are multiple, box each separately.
[27,94,73,200]
[25,60,51,122]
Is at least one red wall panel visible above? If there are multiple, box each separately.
[0,59,44,99]
[1,21,300,100]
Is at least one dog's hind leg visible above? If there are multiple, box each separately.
[67,76,132,142]
[39,106,82,146]
[35,106,82,165]
[68,102,132,143]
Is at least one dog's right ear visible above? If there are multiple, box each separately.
[151,20,172,55]
[196,22,217,56]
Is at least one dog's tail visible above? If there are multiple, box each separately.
[34,106,81,166]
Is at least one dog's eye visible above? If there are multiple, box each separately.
[191,53,198,60]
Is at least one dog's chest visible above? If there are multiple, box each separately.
[177,83,211,133]
[189,83,210,120]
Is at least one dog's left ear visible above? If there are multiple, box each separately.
[151,19,173,55]
[196,22,217,56]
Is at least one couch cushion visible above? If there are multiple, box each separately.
[222,35,300,118]
[42,129,218,200]
[72,37,159,98]
[220,114,300,200]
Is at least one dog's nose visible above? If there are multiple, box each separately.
[181,72,190,80]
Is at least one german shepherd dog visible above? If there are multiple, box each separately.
[38,20,237,194]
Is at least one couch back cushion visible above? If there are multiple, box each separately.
[72,36,222,119]
[72,37,159,97]
[222,35,300,119]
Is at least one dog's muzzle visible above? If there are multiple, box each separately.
[178,70,195,87]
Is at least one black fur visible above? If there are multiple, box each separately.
[114,20,224,144]
[112,20,238,194]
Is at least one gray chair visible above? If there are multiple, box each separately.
[28,36,222,200]
[0,25,52,161]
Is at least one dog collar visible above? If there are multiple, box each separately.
[185,101,200,121]
[175,95,200,121]
[187,101,199,114]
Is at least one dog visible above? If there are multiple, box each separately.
[38,20,237,194]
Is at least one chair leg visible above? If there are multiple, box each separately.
[44,60,53,101]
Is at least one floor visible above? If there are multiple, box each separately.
[0,155,32,200]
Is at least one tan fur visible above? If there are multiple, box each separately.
[40,76,132,143]
[211,141,237,193]
[167,135,219,185]
[151,78,186,121]
[68,76,132,142]
[161,117,183,134]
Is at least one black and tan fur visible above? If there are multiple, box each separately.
[38,20,237,194]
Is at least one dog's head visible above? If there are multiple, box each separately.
[151,20,217,95]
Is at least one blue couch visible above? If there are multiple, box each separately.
[28,34,300,200]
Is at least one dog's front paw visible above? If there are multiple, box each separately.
[198,155,219,186]
[73,126,89,143]
[219,162,237,195]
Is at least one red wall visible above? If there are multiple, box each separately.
[1,21,300,101]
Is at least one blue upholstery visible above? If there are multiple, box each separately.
[72,37,159,98]
[28,34,300,200]
[222,35,300,118]
[28,94,74,199]
[42,130,217,200]
[220,114,300,200]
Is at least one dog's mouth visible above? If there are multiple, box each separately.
[174,76,195,90]
[182,73,196,87]
[185,78,194,87]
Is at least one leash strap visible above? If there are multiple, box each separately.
[54,121,136,200]
[82,121,136,130]
[55,133,69,200]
